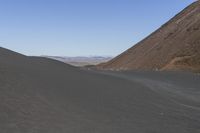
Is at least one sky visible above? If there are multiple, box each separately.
[0,0,196,56]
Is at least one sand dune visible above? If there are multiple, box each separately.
[0,47,200,133]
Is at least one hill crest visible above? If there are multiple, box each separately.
[98,1,200,72]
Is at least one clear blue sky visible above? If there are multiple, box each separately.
[0,0,195,56]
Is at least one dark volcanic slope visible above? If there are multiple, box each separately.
[0,47,200,133]
[99,1,200,72]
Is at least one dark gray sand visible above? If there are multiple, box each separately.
[0,47,200,133]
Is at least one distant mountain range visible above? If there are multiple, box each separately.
[42,56,112,66]
[99,1,200,72]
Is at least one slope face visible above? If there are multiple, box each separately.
[0,47,27,64]
[0,47,200,133]
[99,1,200,72]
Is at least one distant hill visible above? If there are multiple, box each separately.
[42,56,112,66]
[98,1,200,72]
